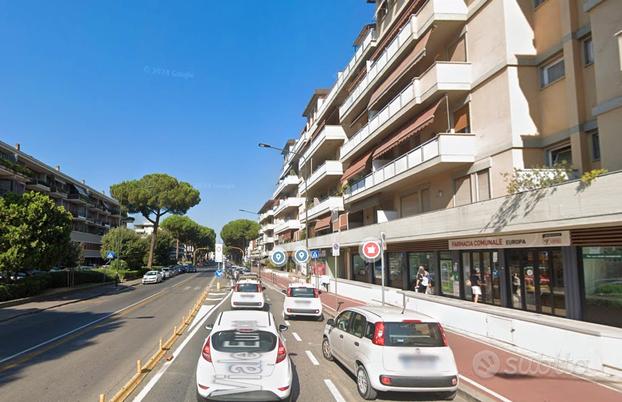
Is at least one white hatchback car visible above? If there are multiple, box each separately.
[196,310,292,401]
[282,283,323,321]
[230,280,265,310]
[141,270,162,284]
[322,306,458,400]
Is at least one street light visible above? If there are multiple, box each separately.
[238,209,259,215]
[258,142,310,280]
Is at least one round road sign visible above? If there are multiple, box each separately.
[360,239,382,262]
[270,248,287,267]
[293,247,310,264]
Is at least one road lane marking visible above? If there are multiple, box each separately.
[132,291,232,402]
[184,286,191,290]
[459,375,512,402]
[194,286,201,290]
[285,321,291,326]
[188,305,215,332]
[305,350,319,366]
[292,332,302,342]
[323,379,346,402]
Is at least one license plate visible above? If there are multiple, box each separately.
[241,294,253,298]
[399,354,437,368]
[295,300,310,304]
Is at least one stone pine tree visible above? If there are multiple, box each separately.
[111,174,200,268]
[220,219,260,263]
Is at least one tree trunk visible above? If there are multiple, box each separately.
[147,213,161,268]
[175,239,179,261]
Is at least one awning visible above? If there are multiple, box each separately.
[280,231,292,241]
[341,149,373,183]
[372,98,444,160]
[368,28,432,109]
[314,216,332,231]
[70,183,89,197]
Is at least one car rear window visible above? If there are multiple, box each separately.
[289,287,315,298]
[236,283,259,292]
[146,271,158,275]
[384,322,444,347]
[211,330,276,353]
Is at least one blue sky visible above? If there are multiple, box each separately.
[0,0,374,235]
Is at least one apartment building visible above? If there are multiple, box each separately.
[0,141,122,265]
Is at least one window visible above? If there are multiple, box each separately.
[548,145,572,166]
[584,37,594,65]
[454,175,472,207]
[591,131,601,161]
[335,311,353,331]
[453,104,470,133]
[400,192,420,217]
[384,322,445,347]
[349,313,367,338]
[582,247,622,328]
[211,330,277,353]
[388,253,406,289]
[440,252,459,297]
[533,0,546,7]
[408,252,433,290]
[540,57,565,87]
[477,170,490,201]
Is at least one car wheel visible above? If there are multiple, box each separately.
[317,314,324,322]
[283,313,290,320]
[321,337,334,361]
[438,391,457,400]
[356,365,377,400]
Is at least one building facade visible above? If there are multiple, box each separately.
[258,0,622,329]
[0,141,122,265]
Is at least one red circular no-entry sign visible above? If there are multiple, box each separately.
[360,239,382,262]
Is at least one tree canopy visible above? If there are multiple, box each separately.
[111,174,200,268]
[0,192,73,276]
[161,215,216,257]
[220,219,260,261]
[101,227,147,269]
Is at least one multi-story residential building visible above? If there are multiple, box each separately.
[0,141,122,265]
[133,222,155,236]
[259,0,622,329]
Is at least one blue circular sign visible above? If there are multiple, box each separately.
[293,247,310,264]
[270,248,287,267]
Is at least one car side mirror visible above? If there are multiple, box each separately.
[262,286,266,291]
[318,290,322,294]
[205,324,213,331]
[281,289,287,294]
[326,318,335,327]
[278,324,288,332]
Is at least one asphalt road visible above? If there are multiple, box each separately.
[131,278,466,402]
[0,270,215,402]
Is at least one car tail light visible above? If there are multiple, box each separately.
[286,288,292,297]
[437,323,449,346]
[402,319,422,323]
[234,284,239,292]
[201,337,212,362]
[380,375,392,385]
[372,322,385,346]
[313,288,319,298]
[277,385,290,391]
[451,376,458,386]
[276,338,287,363]
[198,384,209,390]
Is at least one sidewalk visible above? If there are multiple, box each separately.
[0,279,142,323]
[260,269,622,402]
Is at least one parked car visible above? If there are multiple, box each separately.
[239,273,260,283]
[160,267,172,279]
[282,283,323,321]
[196,310,291,401]
[322,306,458,400]
[230,279,265,310]
[142,270,162,284]
[186,264,197,273]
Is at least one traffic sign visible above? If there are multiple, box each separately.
[310,249,320,259]
[293,247,310,264]
[270,248,287,267]
[106,250,116,260]
[360,239,382,262]
[215,269,223,278]
[215,244,224,263]
[332,242,340,257]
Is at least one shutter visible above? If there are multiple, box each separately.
[571,227,622,246]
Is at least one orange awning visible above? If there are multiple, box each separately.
[314,216,332,231]
[341,149,373,183]
[368,28,432,109]
[372,98,444,160]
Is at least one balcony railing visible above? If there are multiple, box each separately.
[346,133,476,198]
[26,179,51,190]
[260,209,275,222]
[340,62,472,160]
[300,161,343,194]
[274,197,305,217]
[68,193,90,203]
[304,197,344,221]
[299,125,347,168]
[274,219,301,234]
[272,175,300,199]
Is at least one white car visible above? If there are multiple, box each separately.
[282,283,323,321]
[322,306,459,400]
[142,271,162,284]
[196,310,292,401]
[160,267,172,279]
[230,280,265,310]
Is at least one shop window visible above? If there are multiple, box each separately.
[462,252,472,301]
[453,104,470,133]
[583,37,594,66]
[388,253,407,289]
[440,252,459,297]
[590,131,600,161]
[408,252,433,291]
[582,247,622,328]
[477,170,490,201]
[539,57,565,88]
[454,175,472,207]
[548,144,572,166]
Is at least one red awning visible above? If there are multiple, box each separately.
[368,28,432,109]
[341,149,373,183]
[372,98,444,160]
[314,216,332,231]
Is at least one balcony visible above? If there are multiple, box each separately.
[339,0,468,121]
[340,62,472,161]
[49,186,67,198]
[26,179,51,192]
[274,197,305,217]
[262,223,275,232]
[345,133,475,201]
[68,193,90,204]
[300,161,343,195]
[274,219,301,234]
[263,235,275,244]
[259,209,275,223]
[299,126,347,169]
[302,197,344,221]
[273,175,300,199]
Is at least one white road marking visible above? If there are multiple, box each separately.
[184,286,191,290]
[292,332,302,342]
[305,350,319,366]
[459,375,512,402]
[194,286,201,290]
[285,321,291,326]
[206,296,223,300]
[323,379,346,402]
[188,305,214,332]
[132,291,232,402]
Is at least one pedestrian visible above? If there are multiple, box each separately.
[418,267,430,294]
[470,268,482,303]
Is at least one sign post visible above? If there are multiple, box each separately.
[293,247,310,281]
[215,244,224,272]
[332,242,340,310]
[360,238,383,306]
[380,232,387,307]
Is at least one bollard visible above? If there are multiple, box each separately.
[99,394,105,402]
[159,338,163,350]
[217,282,220,291]
[173,326,177,336]
[136,359,141,375]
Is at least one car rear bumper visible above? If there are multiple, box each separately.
[142,278,158,283]
[284,308,321,316]
[372,374,458,392]
[231,301,264,308]
[197,389,288,401]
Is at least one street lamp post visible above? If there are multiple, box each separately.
[259,143,310,281]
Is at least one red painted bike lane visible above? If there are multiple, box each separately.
[259,270,622,401]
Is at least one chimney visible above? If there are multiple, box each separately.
[82,179,86,184]
[55,165,60,171]
[15,143,20,151]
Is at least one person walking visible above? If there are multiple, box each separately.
[114,272,120,289]
[470,268,482,303]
